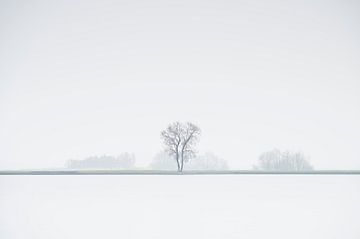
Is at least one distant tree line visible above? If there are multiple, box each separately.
[150,151,228,171]
[66,153,135,169]
[64,122,314,171]
[253,149,313,171]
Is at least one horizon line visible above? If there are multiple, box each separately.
[1,170,360,175]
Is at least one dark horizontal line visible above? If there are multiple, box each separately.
[1,170,360,175]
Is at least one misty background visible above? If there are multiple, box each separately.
[1,0,360,170]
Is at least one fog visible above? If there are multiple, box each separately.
[1,0,360,170]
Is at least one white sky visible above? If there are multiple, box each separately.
[1,0,360,169]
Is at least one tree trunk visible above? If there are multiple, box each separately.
[176,154,181,172]
[180,153,184,172]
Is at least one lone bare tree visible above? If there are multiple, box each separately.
[161,122,201,172]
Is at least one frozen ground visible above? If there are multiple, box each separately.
[0,175,359,239]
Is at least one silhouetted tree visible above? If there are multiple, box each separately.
[160,122,201,172]
[150,151,178,170]
[254,149,313,171]
[185,152,228,170]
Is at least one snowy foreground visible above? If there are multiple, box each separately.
[0,175,359,239]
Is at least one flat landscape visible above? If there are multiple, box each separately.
[1,175,359,239]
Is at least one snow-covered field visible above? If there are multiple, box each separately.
[1,175,359,239]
